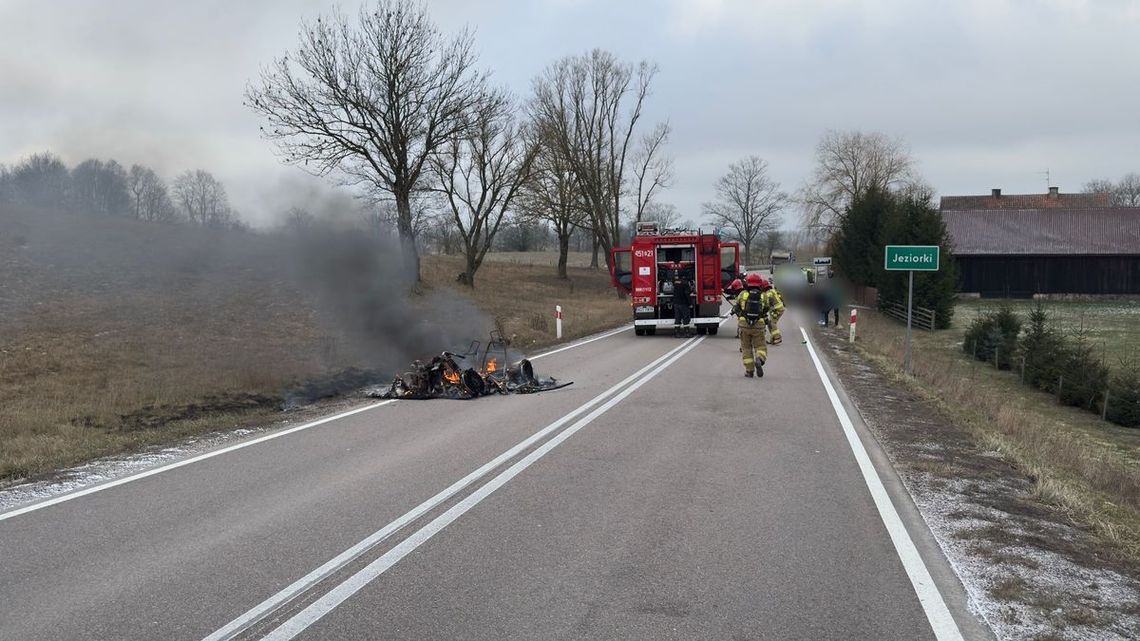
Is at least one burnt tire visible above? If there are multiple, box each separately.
[635,327,646,336]
[708,326,719,336]
[696,326,708,335]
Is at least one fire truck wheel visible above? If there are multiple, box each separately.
[708,326,719,336]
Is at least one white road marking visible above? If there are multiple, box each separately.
[0,324,637,523]
[201,335,699,641]
[529,324,631,360]
[0,401,395,523]
[799,327,965,641]
[257,336,709,641]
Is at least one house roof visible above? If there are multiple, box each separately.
[940,192,1110,210]
[943,208,1140,256]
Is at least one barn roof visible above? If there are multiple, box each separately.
[940,191,1110,210]
[943,208,1140,256]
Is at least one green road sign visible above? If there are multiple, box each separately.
[884,245,940,271]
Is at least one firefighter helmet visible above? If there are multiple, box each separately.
[744,272,765,288]
[728,278,743,291]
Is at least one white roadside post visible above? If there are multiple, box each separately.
[884,245,941,376]
[849,308,857,343]
[555,305,563,340]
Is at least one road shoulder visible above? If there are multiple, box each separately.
[812,322,1140,641]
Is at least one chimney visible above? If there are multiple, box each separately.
[1048,186,1059,198]
[991,188,1001,198]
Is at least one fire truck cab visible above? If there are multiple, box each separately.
[610,222,741,336]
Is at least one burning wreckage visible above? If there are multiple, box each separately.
[371,332,572,400]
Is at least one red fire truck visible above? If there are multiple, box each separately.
[610,222,741,336]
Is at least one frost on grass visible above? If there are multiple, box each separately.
[0,422,278,513]
[909,472,1140,641]
[819,328,1140,641]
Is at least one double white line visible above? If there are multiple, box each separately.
[204,332,708,641]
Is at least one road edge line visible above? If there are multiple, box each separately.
[528,324,631,360]
[0,401,396,523]
[2,323,638,522]
[799,326,965,641]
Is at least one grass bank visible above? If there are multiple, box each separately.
[851,308,1140,559]
[0,214,627,483]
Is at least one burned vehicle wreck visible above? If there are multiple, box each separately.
[372,331,572,400]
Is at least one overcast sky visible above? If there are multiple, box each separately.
[2,0,1139,227]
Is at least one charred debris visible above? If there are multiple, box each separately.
[370,331,572,400]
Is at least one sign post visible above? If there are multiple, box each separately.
[884,245,940,375]
[555,305,563,339]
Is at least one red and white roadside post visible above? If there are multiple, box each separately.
[849,308,857,343]
[555,305,563,339]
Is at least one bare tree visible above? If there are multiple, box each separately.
[246,0,486,283]
[429,91,536,288]
[800,129,915,232]
[631,122,673,223]
[282,206,316,234]
[127,164,177,222]
[516,141,589,278]
[8,152,71,210]
[1085,173,1140,207]
[70,159,129,216]
[641,201,681,228]
[703,156,787,264]
[1118,173,1140,207]
[531,49,661,279]
[173,170,232,227]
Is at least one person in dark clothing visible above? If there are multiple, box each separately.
[672,274,693,336]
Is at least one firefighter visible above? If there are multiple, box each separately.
[733,273,775,377]
[761,279,786,345]
[723,277,744,339]
[672,272,694,337]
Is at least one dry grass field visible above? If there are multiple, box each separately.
[0,209,628,483]
[851,308,1140,557]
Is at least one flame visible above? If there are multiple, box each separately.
[485,358,498,374]
[444,370,461,385]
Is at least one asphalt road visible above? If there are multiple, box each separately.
[0,309,993,641]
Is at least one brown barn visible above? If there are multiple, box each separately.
[942,206,1140,297]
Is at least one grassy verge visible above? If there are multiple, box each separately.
[955,298,1140,370]
[1,252,627,484]
[852,309,1140,559]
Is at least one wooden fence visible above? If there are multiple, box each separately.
[881,300,936,331]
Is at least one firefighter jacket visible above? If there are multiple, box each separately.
[734,289,783,327]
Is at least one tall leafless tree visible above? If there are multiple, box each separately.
[429,90,536,288]
[799,129,915,232]
[173,170,232,227]
[530,49,661,279]
[631,122,673,223]
[245,0,487,283]
[517,141,589,279]
[703,156,787,264]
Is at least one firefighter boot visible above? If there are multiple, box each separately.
[744,370,754,378]
[756,358,765,378]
